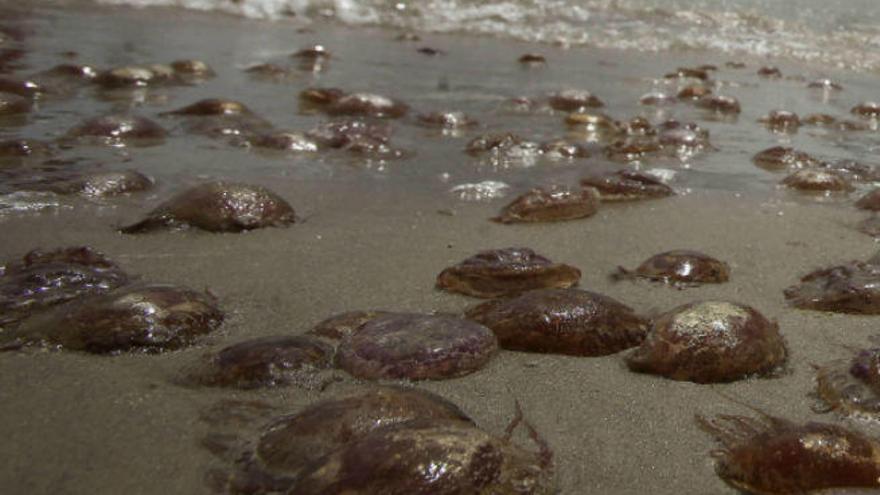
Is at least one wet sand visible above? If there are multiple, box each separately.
[3,3,880,495]
[4,183,880,494]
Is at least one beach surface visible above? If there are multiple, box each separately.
[2,3,880,494]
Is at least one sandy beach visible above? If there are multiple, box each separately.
[3,2,880,494]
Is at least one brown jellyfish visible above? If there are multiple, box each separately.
[620,116,654,136]
[94,65,161,89]
[807,78,843,91]
[65,114,167,147]
[24,170,152,198]
[0,138,51,158]
[639,91,677,106]
[564,112,620,134]
[851,101,880,118]
[815,346,880,418]
[518,53,546,65]
[695,94,741,115]
[492,186,600,224]
[435,247,581,298]
[547,89,604,111]
[184,335,335,389]
[465,132,524,155]
[120,181,296,234]
[334,313,498,380]
[657,123,712,154]
[625,301,787,383]
[416,111,478,130]
[697,413,880,494]
[856,188,880,210]
[299,86,346,108]
[0,93,29,115]
[780,169,853,193]
[7,283,223,353]
[256,388,472,478]
[306,310,391,341]
[613,250,730,286]
[0,246,129,328]
[751,146,821,171]
[539,139,590,159]
[664,67,710,80]
[37,63,99,82]
[757,65,782,78]
[291,45,331,60]
[249,131,319,152]
[416,46,445,56]
[161,98,251,116]
[204,386,479,493]
[0,76,48,98]
[292,418,555,495]
[579,170,674,201]
[465,288,647,356]
[603,137,663,162]
[169,59,215,79]
[759,110,800,132]
[244,63,292,80]
[677,84,712,100]
[857,216,880,238]
[326,93,409,119]
[784,261,880,314]
[802,113,837,126]
[306,119,392,149]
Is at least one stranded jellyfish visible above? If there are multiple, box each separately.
[784,261,880,314]
[306,309,391,342]
[759,110,800,132]
[7,283,223,353]
[293,418,555,495]
[580,170,674,201]
[757,66,782,78]
[334,313,498,380]
[547,89,604,111]
[205,386,554,494]
[695,95,741,115]
[0,93,29,115]
[120,181,296,234]
[815,346,880,418]
[665,67,710,80]
[326,93,409,119]
[248,131,319,152]
[613,250,730,286]
[780,169,853,193]
[416,111,478,130]
[0,246,129,328]
[677,84,712,100]
[465,132,524,155]
[65,114,167,146]
[435,247,581,298]
[851,101,880,118]
[751,146,821,171]
[492,186,599,224]
[856,189,880,211]
[40,170,153,197]
[162,98,251,117]
[518,53,547,65]
[465,288,647,356]
[697,413,880,494]
[626,301,787,383]
[185,335,334,389]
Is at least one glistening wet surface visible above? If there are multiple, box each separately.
[5,2,880,494]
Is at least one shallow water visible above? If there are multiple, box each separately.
[3,2,880,495]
